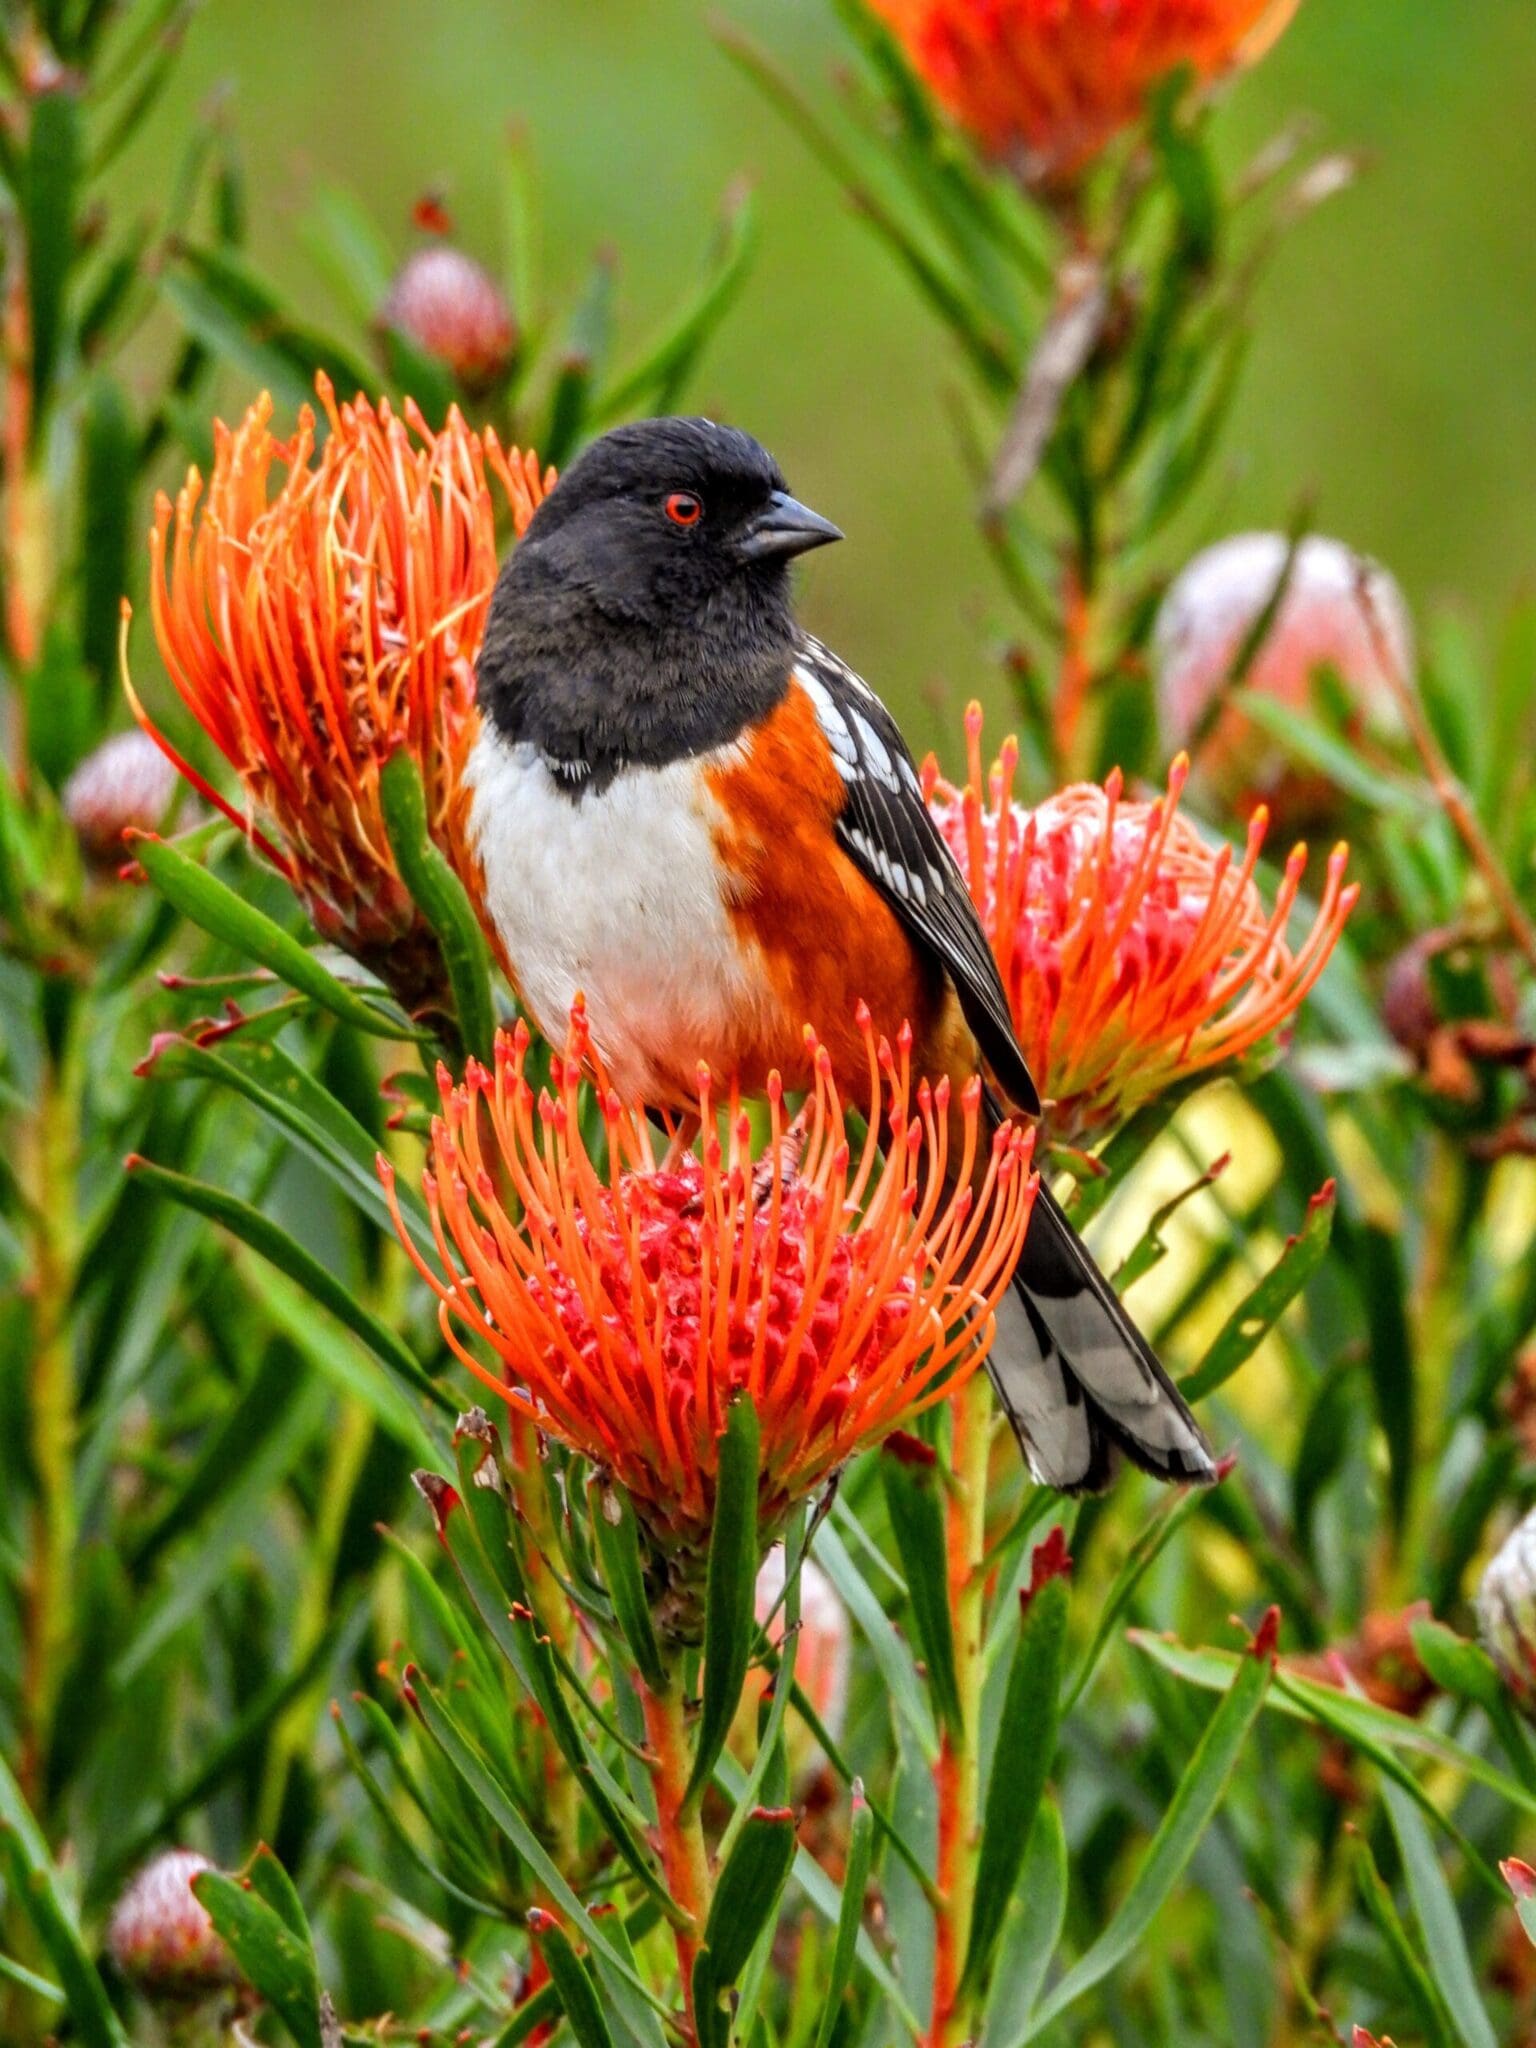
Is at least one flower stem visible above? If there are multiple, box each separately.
[1054,558,1095,774]
[642,1676,711,2042]
[506,1408,580,1864]
[930,1369,993,2047]
[17,1014,80,1802]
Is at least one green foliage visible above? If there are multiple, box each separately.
[4,5,1536,2048]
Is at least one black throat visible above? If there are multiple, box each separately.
[475,535,797,797]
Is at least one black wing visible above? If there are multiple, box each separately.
[793,634,1040,1117]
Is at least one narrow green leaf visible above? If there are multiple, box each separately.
[705,1805,798,1987]
[332,1703,510,1919]
[379,750,496,1062]
[244,1845,310,1945]
[130,834,413,1039]
[1409,1619,1505,1715]
[1067,1484,1209,1709]
[981,1803,1068,2042]
[597,187,758,420]
[1130,1630,1536,1828]
[0,1753,129,2048]
[78,377,136,693]
[814,1520,937,1762]
[193,1869,321,2048]
[811,1785,875,2048]
[1380,1777,1498,2048]
[1023,1620,1275,2038]
[530,1916,616,2048]
[881,1439,962,1737]
[685,1397,762,1808]
[407,1673,671,2041]
[418,1463,677,1919]
[590,1479,667,1696]
[713,1754,922,2041]
[1349,1833,1457,2048]
[125,1155,452,1425]
[24,87,80,435]
[1180,1182,1335,1402]
[140,1030,430,1245]
[24,620,95,789]
[1234,687,1421,814]
[963,1575,1069,1993]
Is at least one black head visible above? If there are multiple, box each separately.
[476,417,842,789]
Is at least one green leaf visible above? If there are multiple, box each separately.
[685,1397,762,1808]
[1349,1832,1457,2048]
[810,1785,874,2048]
[530,1916,615,2048]
[1380,1775,1498,2048]
[407,1672,671,2043]
[1359,1220,1416,1536]
[379,750,497,1062]
[814,1518,938,1762]
[298,182,394,327]
[982,1803,1068,2043]
[1409,1618,1505,1714]
[159,271,315,414]
[24,87,81,436]
[78,377,136,695]
[140,1029,431,1245]
[1233,687,1421,815]
[130,833,414,1040]
[693,1806,798,2048]
[880,1439,962,1736]
[0,1752,130,2048]
[419,1457,676,1920]
[1130,1630,1536,1829]
[1022,1620,1275,2038]
[25,620,95,789]
[1180,1182,1335,1403]
[126,1155,451,1432]
[193,1864,321,2048]
[590,1479,667,1696]
[963,1575,1068,1994]
[1067,1485,1209,1710]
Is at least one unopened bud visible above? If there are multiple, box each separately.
[1478,1507,1536,1707]
[107,1850,236,2000]
[63,730,178,863]
[378,246,516,392]
[1154,534,1413,815]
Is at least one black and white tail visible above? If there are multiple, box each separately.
[988,1180,1216,1493]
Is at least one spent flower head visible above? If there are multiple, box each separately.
[384,1003,1035,1571]
[869,0,1300,183]
[927,709,1357,1144]
[128,373,549,1016]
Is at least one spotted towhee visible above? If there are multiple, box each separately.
[469,417,1214,1491]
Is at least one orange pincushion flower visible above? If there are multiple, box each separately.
[927,710,1356,1143]
[383,1005,1035,1559]
[129,373,550,1014]
[872,0,1300,180]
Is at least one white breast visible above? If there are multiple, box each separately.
[465,727,765,1103]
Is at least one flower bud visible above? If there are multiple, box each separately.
[1154,534,1413,818]
[107,1850,237,2000]
[378,246,516,392]
[1478,1507,1536,1707]
[62,730,179,863]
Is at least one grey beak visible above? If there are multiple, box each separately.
[737,489,844,562]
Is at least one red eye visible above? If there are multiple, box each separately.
[665,491,703,527]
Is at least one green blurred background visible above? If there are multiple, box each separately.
[112,0,1536,756]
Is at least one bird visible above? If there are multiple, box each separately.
[468,415,1215,1492]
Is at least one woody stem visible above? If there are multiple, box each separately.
[642,1674,712,2042]
[929,1369,992,2047]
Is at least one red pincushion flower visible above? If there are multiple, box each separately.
[126,373,550,1014]
[383,1005,1036,1547]
[871,0,1300,181]
[927,709,1357,1143]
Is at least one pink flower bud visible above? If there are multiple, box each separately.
[107,1850,237,2000]
[379,246,517,392]
[62,730,178,863]
[1154,534,1413,815]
